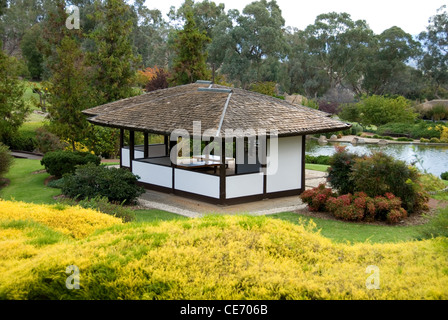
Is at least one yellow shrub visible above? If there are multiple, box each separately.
[0,200,122,239]
[0,214,447,300]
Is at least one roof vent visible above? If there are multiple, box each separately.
[195,80,212,84]
[197,87,233,93]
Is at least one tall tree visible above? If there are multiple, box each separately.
[46,36,93,151]
[419,5,448,98]
[216,0,287,88]
[21,24,45,80]
[0,46,28,143]
[304,12,374,93]
[89,0,140,103]
[283,28,329,97]
[363,26,420,95]
[0,0,45,55]
[170,5,211,85]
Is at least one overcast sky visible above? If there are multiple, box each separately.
[144,0,446,35]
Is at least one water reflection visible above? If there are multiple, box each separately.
[305,140,448,177]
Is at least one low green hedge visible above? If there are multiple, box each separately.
[41,150,101,178]
[61,163,144,204]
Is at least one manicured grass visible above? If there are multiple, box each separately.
[0,159,437,244]
[269,212,425,244]
[0,159,61,204]
[134,209,188,223]
[305,163,329,172]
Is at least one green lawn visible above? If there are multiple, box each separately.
[269,212,425,244]
[134,209,188,223]
[0,158,437,244]
[305,163,329,172]
[0,159,61,204]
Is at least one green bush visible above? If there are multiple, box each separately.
[420,138,430,143]
[420,174,446,192]
[59,196,136,222]
[430,137,440,143]
[327,146,359,195]
[35,127,67,154]
[350,123,363,135]
[356,95,418,126]
[350,152,428,213]
[305,155,331,165]
[61,163,144,204]
[441,172,448,180]
[377,122,444,140]
[419,207,448,239]
[0,143,13,178]
[2,133,36,152]
[46,177,66,189]
[396,137,414,142]
[41,150,101,178]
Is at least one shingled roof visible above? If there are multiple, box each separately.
[83,82,351,137]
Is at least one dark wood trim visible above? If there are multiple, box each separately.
[262,135,268,195]
[164,135,169,156]
[119,128,124,168]
[220,139,226,204]
[129,130,135,172]
[143,132,149,158]
[137,180,303,206]
[224,188,304,206]
[169,138,177,193]
[301,135,306,191]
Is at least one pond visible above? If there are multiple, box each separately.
[305,139,448,178]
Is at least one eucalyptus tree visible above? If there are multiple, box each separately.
[418,5,448,98]
[363,26,420,95]
[283,27,329,97]
[304,12,374,94]
[216,0,288,88]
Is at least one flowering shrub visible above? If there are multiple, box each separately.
[303,187,409,224]
[300,184,336,212]
[328,148,429,214]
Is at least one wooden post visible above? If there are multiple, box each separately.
[220,139,226,204]
[119,128,124,168]
[262,135,267,196]
[301,135,306,192]
[170,137,177,193]
[164,135,169,156]
[129,130,135,172]
[144,132,149,158]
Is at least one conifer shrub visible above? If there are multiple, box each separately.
[0,143,13,178]
[40,150,101,178]
[61,163,144,204]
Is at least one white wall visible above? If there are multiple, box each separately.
[266,136,302,193]
[175,169,220,199]
[226,173,264,199]
[121,148,143,167]
[132,161,172,188]
[121,144,166,167]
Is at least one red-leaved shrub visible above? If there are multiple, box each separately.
[302,186,409,224]
[300,184,336,212]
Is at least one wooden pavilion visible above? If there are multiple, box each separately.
[83,81,350,205]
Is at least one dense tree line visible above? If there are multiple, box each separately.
[1,0,447,99]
